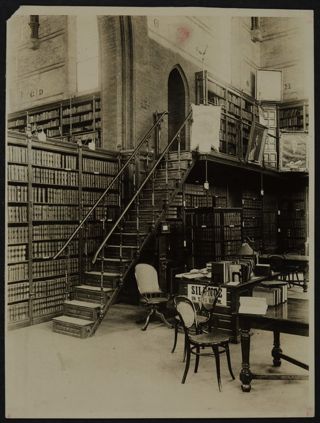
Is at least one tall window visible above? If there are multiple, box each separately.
[76,16,99,93]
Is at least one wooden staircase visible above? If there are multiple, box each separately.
[52,112,195,337]
[52,151,195,338]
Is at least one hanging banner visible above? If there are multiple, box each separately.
[280,131,309,172]
[190,104,221,153]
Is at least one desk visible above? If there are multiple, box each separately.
[259,254,309,292]
[239,298,309,392]
[175,273,280,343]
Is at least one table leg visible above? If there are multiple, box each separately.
[272,330,282,367]
[240,328,253,392]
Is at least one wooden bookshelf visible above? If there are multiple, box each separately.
[279,100,309,132]
[242,188,263,252]
[196,71,259,159]
[8,93,101,147]
[6,131,119,329]
[186,207,242,268]
[278,191,307,253]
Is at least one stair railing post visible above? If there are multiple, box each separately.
[65,245,71,300]
[177,132,182,182]
[100,217,106,315]
[84,223,89,273]
[165,146,169,209]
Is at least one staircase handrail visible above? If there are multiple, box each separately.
[92,109,193,264]
[52,111,168,260]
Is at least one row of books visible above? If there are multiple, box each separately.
[8,118,25,128]
[82,205,107,221]
[62,112,97,125]
[8,302,29,323]
[242,198,262,208]
[223,226,242,240]
[8,165,28,182]
[32,149,77,169]
[243,220,262,229]
[8,262,28,282]
[32,168,79,185]
[32,240,78,258]
[8,185,28,203]
[36,118,60,130]
[243,208,262,217]
[33,205,79,221]
[33,224,78,241]
[33,187,78,204]
[224,212,241,226]
[185,195,214,208]
[253,283,288,306]
[32,258,79,279]
[224,241,242,256]
[62,103,93,116]
[82,158,118,174]
[7,145,28,163]
[8,206,28,223]
[7,282,29,303]
[8,245,27,263]
[29,109,60,123]
[33,277,67,299]
[82,173,115,189]
[32,295,64,318]
[8,226,28,244]
[82,190,119,206]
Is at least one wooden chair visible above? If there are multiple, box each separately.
[174,290,235,391]
[135,263,172,331]
[268,255,303,288]
[171,283,223,359]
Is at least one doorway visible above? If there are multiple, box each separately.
[168,67,187,150]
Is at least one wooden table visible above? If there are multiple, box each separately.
[175,273,280,343]
[259,254,309,292]
[239,298,309,392]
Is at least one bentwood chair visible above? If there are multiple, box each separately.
[268,255,303,288]
[171,283,221,358]
[135,263,172,331]
[174,291,235,391]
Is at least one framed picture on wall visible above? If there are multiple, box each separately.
[279,131,309,172]
[246,122,268,165]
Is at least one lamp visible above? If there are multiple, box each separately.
[237,242,255,256]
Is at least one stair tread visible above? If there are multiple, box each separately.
[108,244,138,249]
[113,232,148,236]
[75,285,114,292]
[53,315,94,326]
[64,300,101,309]
[85,271,120,277]
[97,257,131,262]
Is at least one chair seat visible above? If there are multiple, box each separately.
[189,329,231,346]
[143,297,168,305]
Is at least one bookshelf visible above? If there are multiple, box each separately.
[7,131,119,329]
[8,93,101,147]
[196,71,259,159]
[278,191,306,253]
[242,189,263,251]
[187,207,242,268]
[279,100,309,132]
[262,192,278,253]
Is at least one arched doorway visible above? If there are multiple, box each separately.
[168,67,188,150]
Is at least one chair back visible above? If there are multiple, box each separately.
[174,296,197,331]
[200,285,222,314]
[268,255,285,272]
[135,263,161,295]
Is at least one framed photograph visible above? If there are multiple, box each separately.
[246,121,268,164]
[280,131,309,172]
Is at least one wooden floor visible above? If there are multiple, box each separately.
[5,286,313,418]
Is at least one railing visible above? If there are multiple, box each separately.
[52,111,167,260]
[92,109,193,264]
